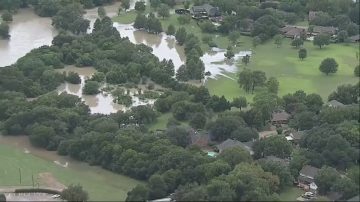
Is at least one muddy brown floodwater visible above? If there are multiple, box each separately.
[0,2,250,114]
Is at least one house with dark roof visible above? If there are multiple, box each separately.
[190,132,211,149]
[216,139,254,155]
[349,34,360,43]
[280,26,307,39]
[327,100,345,108]
[271,111,291,125]
[191,4,221,17]
[298,165,320,193]
[311,26,337,36]
[285,130,304,144]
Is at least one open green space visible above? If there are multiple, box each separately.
[279,187,330,202]
[0,145,141,201]
[207,37,359,100]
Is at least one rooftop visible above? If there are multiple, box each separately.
[271,111,291,122]
[300,165,320,178]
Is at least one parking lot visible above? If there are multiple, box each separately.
[5,192,63,201]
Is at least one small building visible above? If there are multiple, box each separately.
[312,26,337,36]
[327,100,345,108]
[216,139,254,155]
[190,132,211,149]
[349,34,360,43]
[298,165,320,193]
[286,130,304,144]
[280,26,307,39]
[191,4,221,17]
[271,111,291,125]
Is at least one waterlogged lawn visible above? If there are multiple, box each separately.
[0,145,141,201]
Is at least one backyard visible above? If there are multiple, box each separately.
[0,144,141,201]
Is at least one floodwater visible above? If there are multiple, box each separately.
[0,9,57,67]
[0,3,250,114]
[56,66,155,114]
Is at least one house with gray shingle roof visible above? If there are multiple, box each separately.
[216,139,254,155]
[327,100,345,108]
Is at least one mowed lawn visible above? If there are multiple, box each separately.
[0,145,141,201]
[207,37,359,100]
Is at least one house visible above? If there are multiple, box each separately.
[312,26,337,36]
[349,34,360,43]
[286,130,304,144]
[271,111,291,125]
[190,132,211,149]
[216,139,254,155]
[298,165,320,193]
[327,100,345,108]
[191,4,221,17]
[280,26,307,39]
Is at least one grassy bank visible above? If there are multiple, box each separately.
[0,145,141,201]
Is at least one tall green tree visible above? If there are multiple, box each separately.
[298,48,307,60]
[61,184,88,202]
[274,34,283,48]
[319,58,338,75]
[175,27,187,45]
[224,46,235,59]
[158,4,170,19]
[267,77,279,94]
[313,34,331,49]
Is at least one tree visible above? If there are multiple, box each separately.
[66,72,81,84]
[126,184,149,201]
[134,13,147,29]
[166,126,191,148]
[289,111,316,130]
[183,1,190,9]
[158,4,170,19]
[0,23,10,39]
[189,113,206,129]
[175,27,187,45]
[328,83,358,104]
[298,48,307,60]
[135,1,146,12]
[253,136,293,159]
[230,127,259,142]
[224,46,235,60]
[206,179,235,201]
[252,70,267,93]
[291,38,303,48]
[148,174,168,199]
[238,69,253,93]
[313,34,330,49]
[337,30,348,43]
[177,15,191,25]
[319,58,338,75]
[83,81,100,95]
[242,54,250,66]
[274,34,283,48]
[174,183,208,201]
[266,77,279,94]
[61,184,88,202]
[354,65,359,77]
[315,166,341,194]
[259,160,293,190]
[232,97,247,110]
[1,11,13,22]
[166,24,175,35]
[121,0,130,11]
[97,6,106,18]
[0,193,5,202]
[252,36,261,48]
[207,116,244,141]
[228,31,240,44]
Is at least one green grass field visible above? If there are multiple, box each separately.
[206,37,359,100]
[0,145,141,201]
[279,187,329,201]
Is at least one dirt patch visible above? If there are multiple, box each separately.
[38,173,66,191]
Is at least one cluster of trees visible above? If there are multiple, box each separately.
[238,69,279,94]
[174,28,205,81]
[134,13,163,34]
